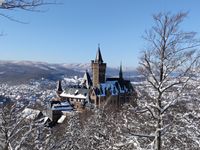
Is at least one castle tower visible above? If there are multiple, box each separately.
[91,45,106,87]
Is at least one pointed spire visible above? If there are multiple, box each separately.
[95,44,103,63]
[57,80,63,92]
[119,62,123,79]
[56,80,63,97]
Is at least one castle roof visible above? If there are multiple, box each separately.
[92,78,133,97]
[60,88,89,99]
[95,46,103,63]
[80,70,92,89]
[51,101,73,112]
[106,78,133,92]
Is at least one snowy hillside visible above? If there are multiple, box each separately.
[0,60,81,84]
[0,60,139,84]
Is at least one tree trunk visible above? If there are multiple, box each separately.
[4,142,9,150]
[156,118,162,150]
[156,95,162,150]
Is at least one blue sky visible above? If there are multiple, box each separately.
[1,0,200,68]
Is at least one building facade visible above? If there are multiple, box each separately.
[55,46,137,110]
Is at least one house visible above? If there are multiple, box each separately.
[60,87,89,110]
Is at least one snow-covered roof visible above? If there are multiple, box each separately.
[60,93,87,99]
[97,79,132,96]
[99,81,120,96]
[22,108,41,120]
[60,88,88,99]
[57,115,66,123]
[51,101,73,112]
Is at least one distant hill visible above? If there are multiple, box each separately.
[0,60,140,84]
[0,61,81,84]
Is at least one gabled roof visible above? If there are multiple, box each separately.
[80,70,92,89]
[60,88,89,99]
[95,46,103,63]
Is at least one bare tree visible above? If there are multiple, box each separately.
[0,0,57,22]
[0,102,34,150]
[0,96,51,150]
[137,12,200,150]
[0,0,56,10]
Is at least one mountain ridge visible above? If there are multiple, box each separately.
[0,60,139,84]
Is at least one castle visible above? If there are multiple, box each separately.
[52,46,137,113]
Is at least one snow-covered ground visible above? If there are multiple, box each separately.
[0,76,83,107]
[0,76,200,149]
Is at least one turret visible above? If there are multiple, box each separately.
[56,80,63,96]
[119,62,123,80]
